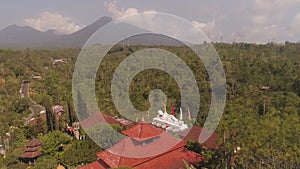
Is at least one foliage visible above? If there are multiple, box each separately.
[45,104,57,132]
[185,140,203,154]
[0,43,300,168]
[33,114,46,135]
[86,124,125,149]
[38,130,72,156]
[75,90,88,120]
[13,97,30,114]
[67,101,77,125]
[111,124,123,132]
[183,159,196,169]
[30,155,58,169]
[1,128,27,169]
[59,139,101,167]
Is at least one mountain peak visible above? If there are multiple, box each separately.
[95,16,112,23]
[2,24,21,31]
[0,16,114,49]
[70,16,112,35]
[1,24,42,34]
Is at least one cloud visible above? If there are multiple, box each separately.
[291,13,300,29]
[251,15,268,25]
[230,23,282,43]
[105,2,138,18]
[105,1,223,42]
[24,12,81,34]
[226,0,300,43]
[254,0,300,13]
[103,1,300,43]
[288,13,300,39]
[252,0,300,24]
[105,1,156,19]
[192,20,222,41]
[192,21,209,30]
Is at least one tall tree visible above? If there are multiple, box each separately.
[51,106,57,130]
[76,90,88,119]
[67,101,77,125]
[45,104,57,132]
[45,105,52,132]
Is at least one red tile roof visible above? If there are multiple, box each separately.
[77,160,108,169]
[20,151,41,159]
[79,122,204,169]
[121,122,163,141]
[96,137,186,168]
[25,146,41,152]
[21,139,42,159]
[134,146,204,169]
[96,138,198,168]
[178,126,219,149]
[92,122,204,169]
[26,139,42,147]
[82,147,204,169]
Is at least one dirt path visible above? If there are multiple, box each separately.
[21,80,45,124]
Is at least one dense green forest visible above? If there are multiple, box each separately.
[0,42,299,168]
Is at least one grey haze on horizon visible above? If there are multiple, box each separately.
[0,0,300,43]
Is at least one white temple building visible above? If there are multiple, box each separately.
[152,108,188,132]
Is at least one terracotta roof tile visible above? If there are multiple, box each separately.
[96,137,203,169]
[134,147,204,169]
[77,160,107,169]
[21,151,41,159]
[26,139,42,147]
[80,122,204,169]
[25,146,41,152]
[121,122,163,141]
[21,139,42,159]
[95,122,204,168]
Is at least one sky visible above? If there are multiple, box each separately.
[0,0,300,43]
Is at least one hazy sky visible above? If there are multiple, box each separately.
[1,0,300,43]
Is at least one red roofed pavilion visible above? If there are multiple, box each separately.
[121,122,163,141]
[78,122,204,169]
[20,139,42,165]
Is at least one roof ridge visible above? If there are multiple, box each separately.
[122,122,162,140]
[139,123,144,138]
[118,137,127,167]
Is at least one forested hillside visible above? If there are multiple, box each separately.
[0,42,299,168]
